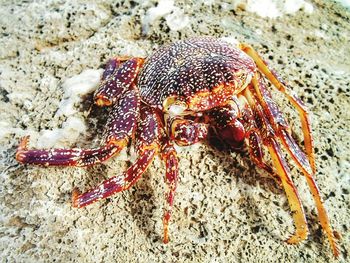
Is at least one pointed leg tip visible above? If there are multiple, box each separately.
[333,247,340,259]
[163,236,169,244]
[16,136,31,163]
[15,152,25,163]
[21,135,30,143]
[163,230,169,244]
[72,188,81,208]
[330,240,341,258]
[285,237,299,245]
[285,231,308,245]
[163,213,170,244]
[330,231,341,258]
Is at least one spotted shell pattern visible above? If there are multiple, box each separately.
[138,37,256,109]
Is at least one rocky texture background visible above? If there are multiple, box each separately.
[0,0,349,262]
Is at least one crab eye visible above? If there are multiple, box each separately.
[163,96,188,115]
[168,104,187,116]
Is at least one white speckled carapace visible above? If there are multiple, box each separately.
[139,37,255,112]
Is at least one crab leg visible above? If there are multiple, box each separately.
[72,148,156,207]
[238,95,280,179]
[268,138,309,243]
[16,88,140,167]
[94,57,144,106]
[251,75,340,257]
[248,131,280,178]
[101,58,121,81]
[243,87,309,244]
[281,130,340,257]
[160,142,179,244]
[100,56,135,81]
[239,44,315,173]
[16,136,124,167]
[250,75,312,174]
[73,105,160,207]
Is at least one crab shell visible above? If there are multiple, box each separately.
[138,38,256,113]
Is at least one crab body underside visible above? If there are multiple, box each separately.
[16,37,340,257]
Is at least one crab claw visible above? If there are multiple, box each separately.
[72,188,81,208]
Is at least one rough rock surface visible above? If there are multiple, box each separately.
[0,1,349,262]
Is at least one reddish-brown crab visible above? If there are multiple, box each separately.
[16,37,339,257]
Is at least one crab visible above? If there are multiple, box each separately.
[16,37,339,257]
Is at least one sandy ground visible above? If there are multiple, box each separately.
[0,0,349,262]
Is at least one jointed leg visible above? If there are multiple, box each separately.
[73,106,161,207]
[94,57,145,106]
[205,100,279,181]
[243,87,309,243]
[267,138,308,243]
[100,56,134,81]
[16,88,140,167]
[72,148,156,207]
[238,95,280,180]
[251,74,313,175]
[247,131,280,180]
[160,142,179,243]
[281,125,340,256]
[16,136,124,167]
[239,44,315,173]
[250,75,340,257]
